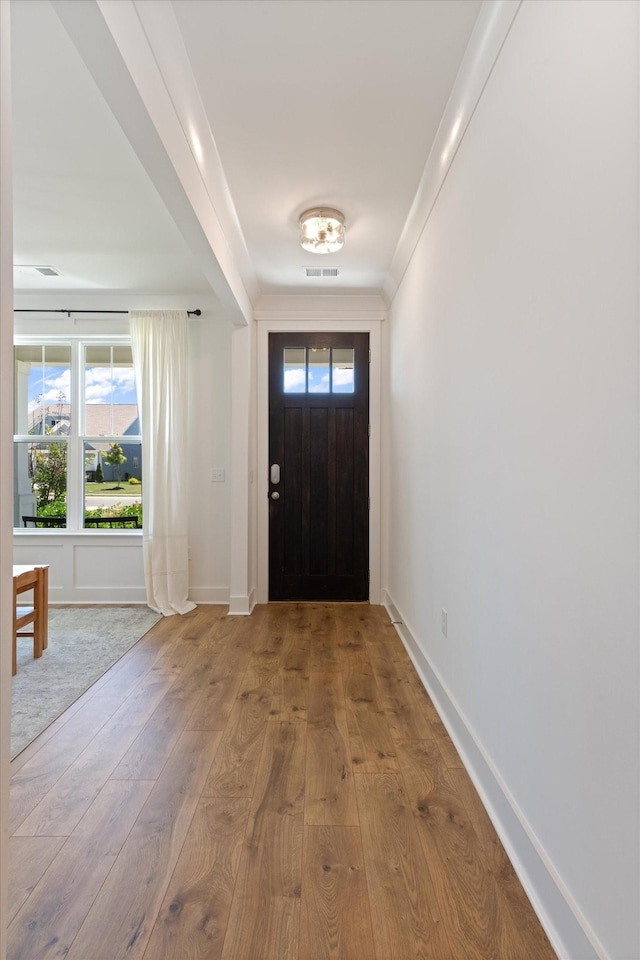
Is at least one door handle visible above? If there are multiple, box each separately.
[271,491,280,500]
[270,463,281,484]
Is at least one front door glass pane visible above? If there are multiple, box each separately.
[308,347,330,393]
[332,348,355,393]
[283,348,306,393]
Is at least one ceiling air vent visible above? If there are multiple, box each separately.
[14,264,61,277]
[304,267,340,278]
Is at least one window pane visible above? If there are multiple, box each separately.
[283,347,306,393]
[84,440,142,529]
[308,347,330,393]
[84,344,138,436]
[14,439,67,528]
[15,344,71,436]
[332,348,355,393]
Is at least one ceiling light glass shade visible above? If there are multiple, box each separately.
[299,208,345,254]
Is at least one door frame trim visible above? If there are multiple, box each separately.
[256,318,382,605]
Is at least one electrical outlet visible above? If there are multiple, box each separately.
[211,468,225,482]
[441,608,448,638]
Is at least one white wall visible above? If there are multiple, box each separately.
[0,4,13,956]
[386,2,639,958]
[228,319,255,614]
[13,306,232,605]
[187,313,232,603]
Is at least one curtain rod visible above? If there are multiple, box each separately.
[14,308,202,318]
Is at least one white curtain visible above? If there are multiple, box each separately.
[129,310,196,616]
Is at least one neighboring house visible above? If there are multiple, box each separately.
[29,403,141,483]
[88,418,142,484]
[29,403,137,437]
[83,407,141,482]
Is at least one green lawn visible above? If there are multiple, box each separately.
[85,482,142,497]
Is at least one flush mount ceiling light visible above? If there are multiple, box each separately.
[299,207,345,254]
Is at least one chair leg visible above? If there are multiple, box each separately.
[33,585,43,660]
[38,566,49,652]
[33,614,43,659]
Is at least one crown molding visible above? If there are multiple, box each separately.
[254,293,387,323]
[384,0,522,302]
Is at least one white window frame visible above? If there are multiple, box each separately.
[13,334,141,533]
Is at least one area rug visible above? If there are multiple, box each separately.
[11,606,161,758]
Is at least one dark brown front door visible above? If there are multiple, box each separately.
[269,332,369,601]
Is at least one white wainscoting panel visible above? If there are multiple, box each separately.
[14,533,146,604]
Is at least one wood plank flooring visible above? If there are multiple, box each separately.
[8,603,557,960]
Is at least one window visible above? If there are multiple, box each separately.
[14,338,142,531]
[282,346,355,394]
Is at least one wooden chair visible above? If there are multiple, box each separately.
[13,565,49,676]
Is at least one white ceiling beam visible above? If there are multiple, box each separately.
[52,0,255,325]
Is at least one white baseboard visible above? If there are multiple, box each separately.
[48,586,148,604]
[188,587,229,605]
[227,587,256,616]
[46,586,229,606]
[48,601,149,607]
[383,589,606,960]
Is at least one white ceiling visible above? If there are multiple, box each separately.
[11,0,482,302]
[11,0,213,296]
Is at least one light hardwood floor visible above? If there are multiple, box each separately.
[8,603,557,959]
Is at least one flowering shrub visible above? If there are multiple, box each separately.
[85,502,142,523]
[39,499,67,518]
